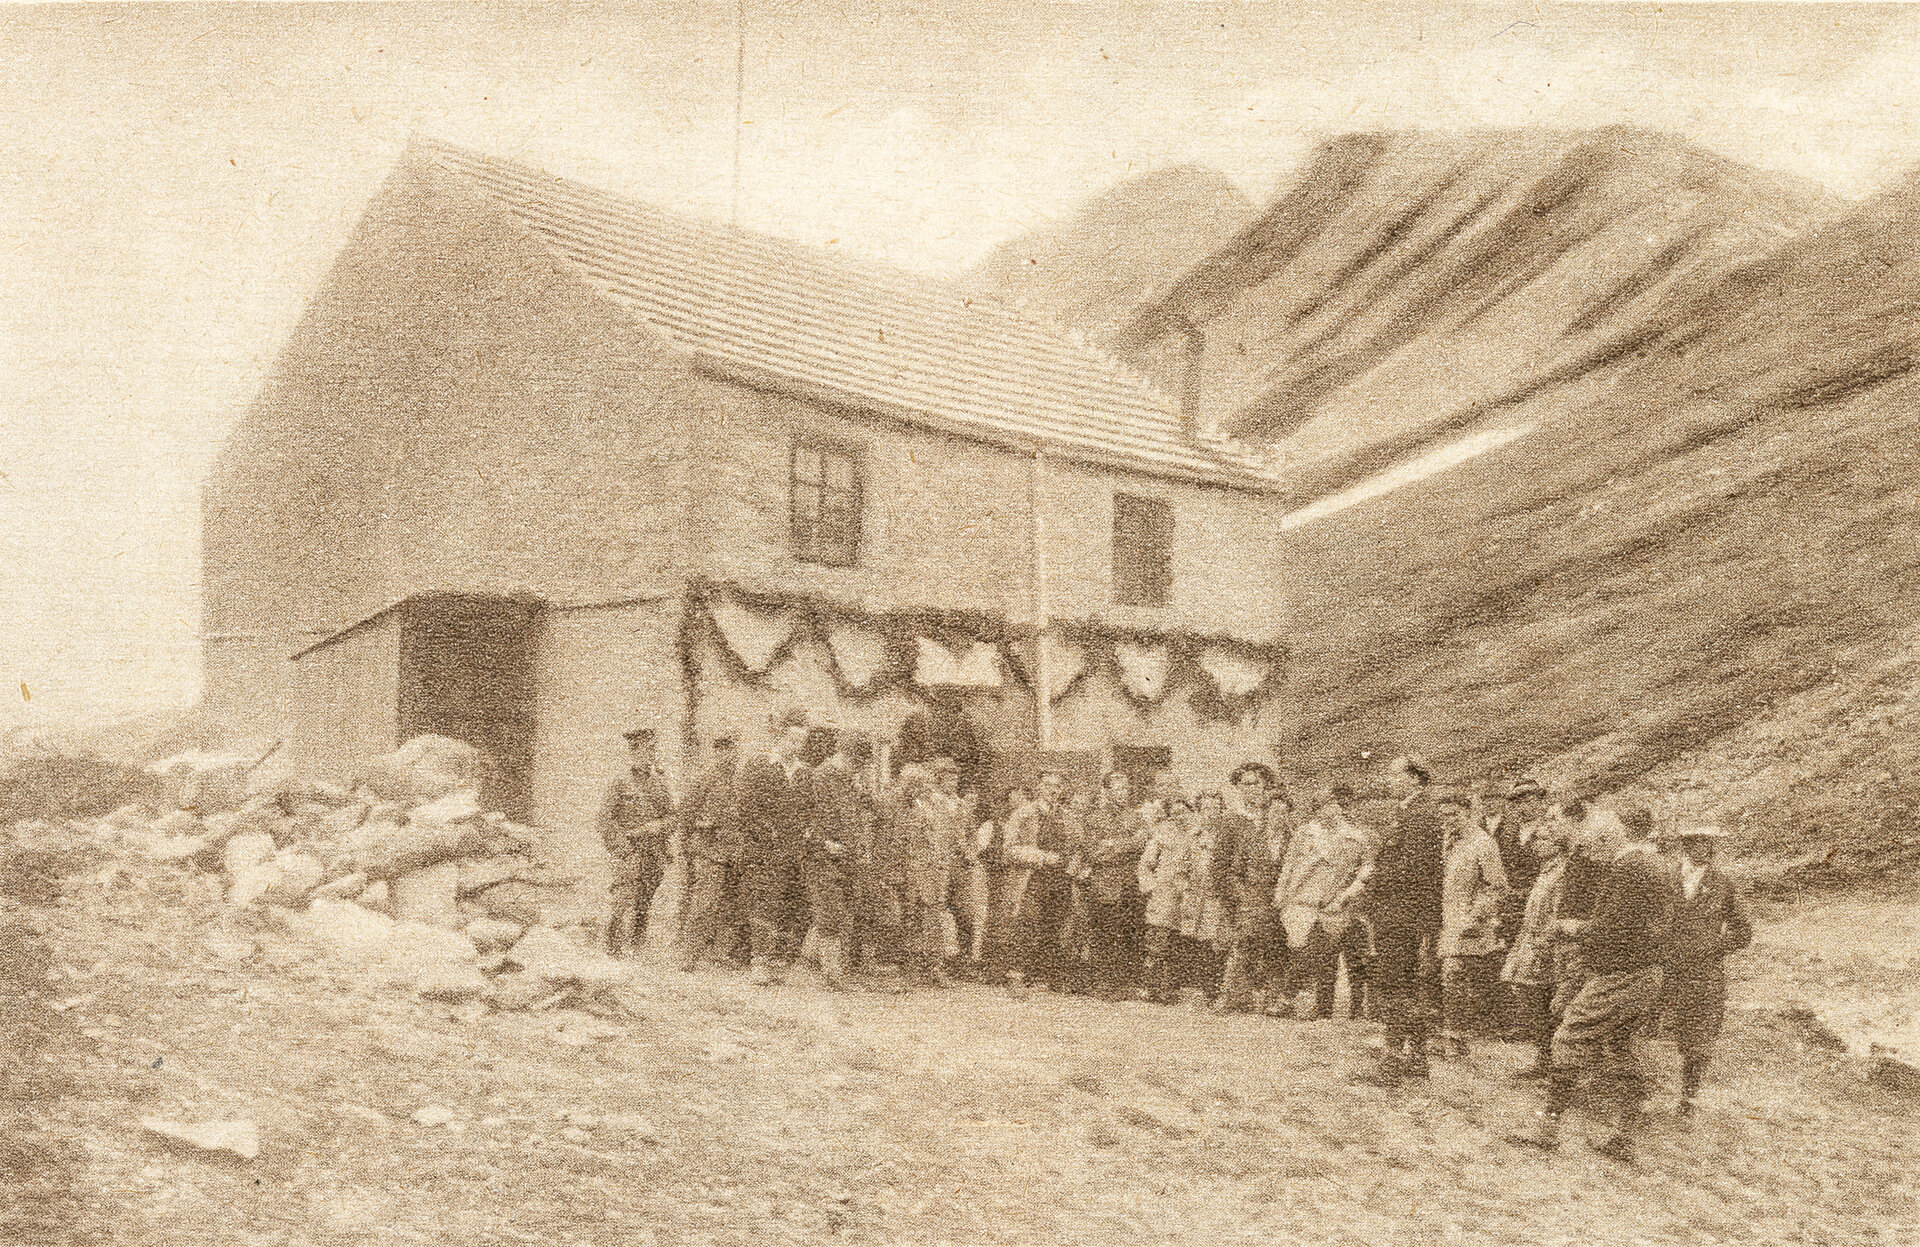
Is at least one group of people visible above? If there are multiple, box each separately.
[598,713,1754,1165]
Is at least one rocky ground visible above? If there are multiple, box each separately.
[3,834,1916,1247]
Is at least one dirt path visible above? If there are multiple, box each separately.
[6,863,1918,1246]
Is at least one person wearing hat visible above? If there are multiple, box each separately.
[803,727,867,990]
[674,733,747,972]
[1511,804,1675,1163]
[597,727,679,956]
[1501,811,1571,1079]
[1660,824,1753,1117]
[1491,775,1551,1038]
[1436,788,1511,1058]
[1217,761,1289,1014]
[1081,770,1153,1001]
[1353,752,1446,1087]
[734,709,817,986]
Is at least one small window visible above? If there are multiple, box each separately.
[791,442,862,566]
[1112,492,1173,607]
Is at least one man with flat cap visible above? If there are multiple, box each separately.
[1660,823,1753,1117]
[734,709,816,986]
[598,727,678,956]
[1353,753,1447,1087]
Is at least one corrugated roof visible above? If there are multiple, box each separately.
[416,137,1277,491]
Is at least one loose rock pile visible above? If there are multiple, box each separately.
[93,735,632,1015]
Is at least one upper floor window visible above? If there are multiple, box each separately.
[1112,492,1173,607]
[791,441,862,566]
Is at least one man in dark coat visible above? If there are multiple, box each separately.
[806,728,867,990]
[1353,753,1445,1087]
[1080,771,1151,1000]
[674,733,744,972]
[1003,770,1082,994]
[733,710,815,986]
[1660,824,1754,1116]
[1513,806,1676,1163]
[1216,761,1289,1014]
[597,728,678,955]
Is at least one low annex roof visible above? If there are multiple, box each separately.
[417,137,1277,491]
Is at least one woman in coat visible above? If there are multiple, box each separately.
[1660,825,1753,1115]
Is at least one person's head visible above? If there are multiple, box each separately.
[1101,770,1133,806]
[1432,786,1473,835]
[1507,775,1549,822]
[1619,806,1656,845]
[1383,753,1432,799]
[1552,796,1588,841]
[623,728,657,769]
[1196,790,1226,817]
[1230,762,1276,805]
[933,757,961,794]
[1005,785,1033,815]
[1068,791,1094,815]
[771,710,810,760]
[1533,820,1567,862]
[1037,770,1067,805]
[1581,808,1628,860]
[897,763,934,800]
[711,733,739,762]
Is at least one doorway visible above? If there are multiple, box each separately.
[397,595,541,820]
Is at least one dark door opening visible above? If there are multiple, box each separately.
[397,595,541,821]
[1110,745,1173,806]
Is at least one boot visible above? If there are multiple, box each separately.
[1348,977,1369,1021]
[819,936,849,991]
[1594,1093,1646,1163]
[1351,1052,1405,1089]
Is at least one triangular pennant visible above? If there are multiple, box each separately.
[1113,640,1171,702]
[914,636,1003,687]
[708,594,795,673]
[1197,644,1270,698]
[826,622,892,690]
[1040,634,1087,704]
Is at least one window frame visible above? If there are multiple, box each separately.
[1111,490,1174,608]
[789,438,865,568]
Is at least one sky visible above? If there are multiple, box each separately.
[5,0,1920,728]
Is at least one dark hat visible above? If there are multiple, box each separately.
[1229,761,1277,787]
[1390,753,1434,784]
[776,708,810,730]
[622,727,657,745]
[1507,775,1547,800]
[1430,785,1472,809]
[711,733,738,750]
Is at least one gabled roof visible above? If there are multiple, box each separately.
[415,137,1277,491]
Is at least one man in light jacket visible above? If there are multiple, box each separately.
[1437,791,1511,1058]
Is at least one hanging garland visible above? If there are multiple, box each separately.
[681,577,1287,714]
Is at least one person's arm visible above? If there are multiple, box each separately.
[1719,879,1755,957]
[596,784,626,855]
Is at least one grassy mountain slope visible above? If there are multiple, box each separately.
[1265,162,1920,826]
[965,166,1255,346]
[1116,127,1837,495]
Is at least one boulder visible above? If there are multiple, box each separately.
[349,802,487,880]
[227,861,283,909]
[265,850,326,904]
[358,880,391,914]
[472,880,565,928]
[510,926,626,991]
[414,964,488,1003]
[311,871,370,903]
[152,810,203,837]
[481,972,551,1012]
[390,862,461,929]
[223,832,277,877]
[319,801,371,840]
[355,736,481,805]
[464,917,525,953]
[304,897,398,957]
[457,855,530,897]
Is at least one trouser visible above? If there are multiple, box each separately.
[1292,922,1368,1018]
[806,855,853,940]
[1441,952,1503,1039]
[1374,926,1438,1058]
[855,874,908,969]
[1223,906,1289,1005]
[678,855,748,964]
[1548,965,1666,1123]
[1512,981,1555,1067]
[950,862,993,961]
[1664,972,1727,1099]
[740,854,809,963]
[910,899,949,971]
[1013,873,1074,987]
[606,843,667,952]
[1085,897,1138,996]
